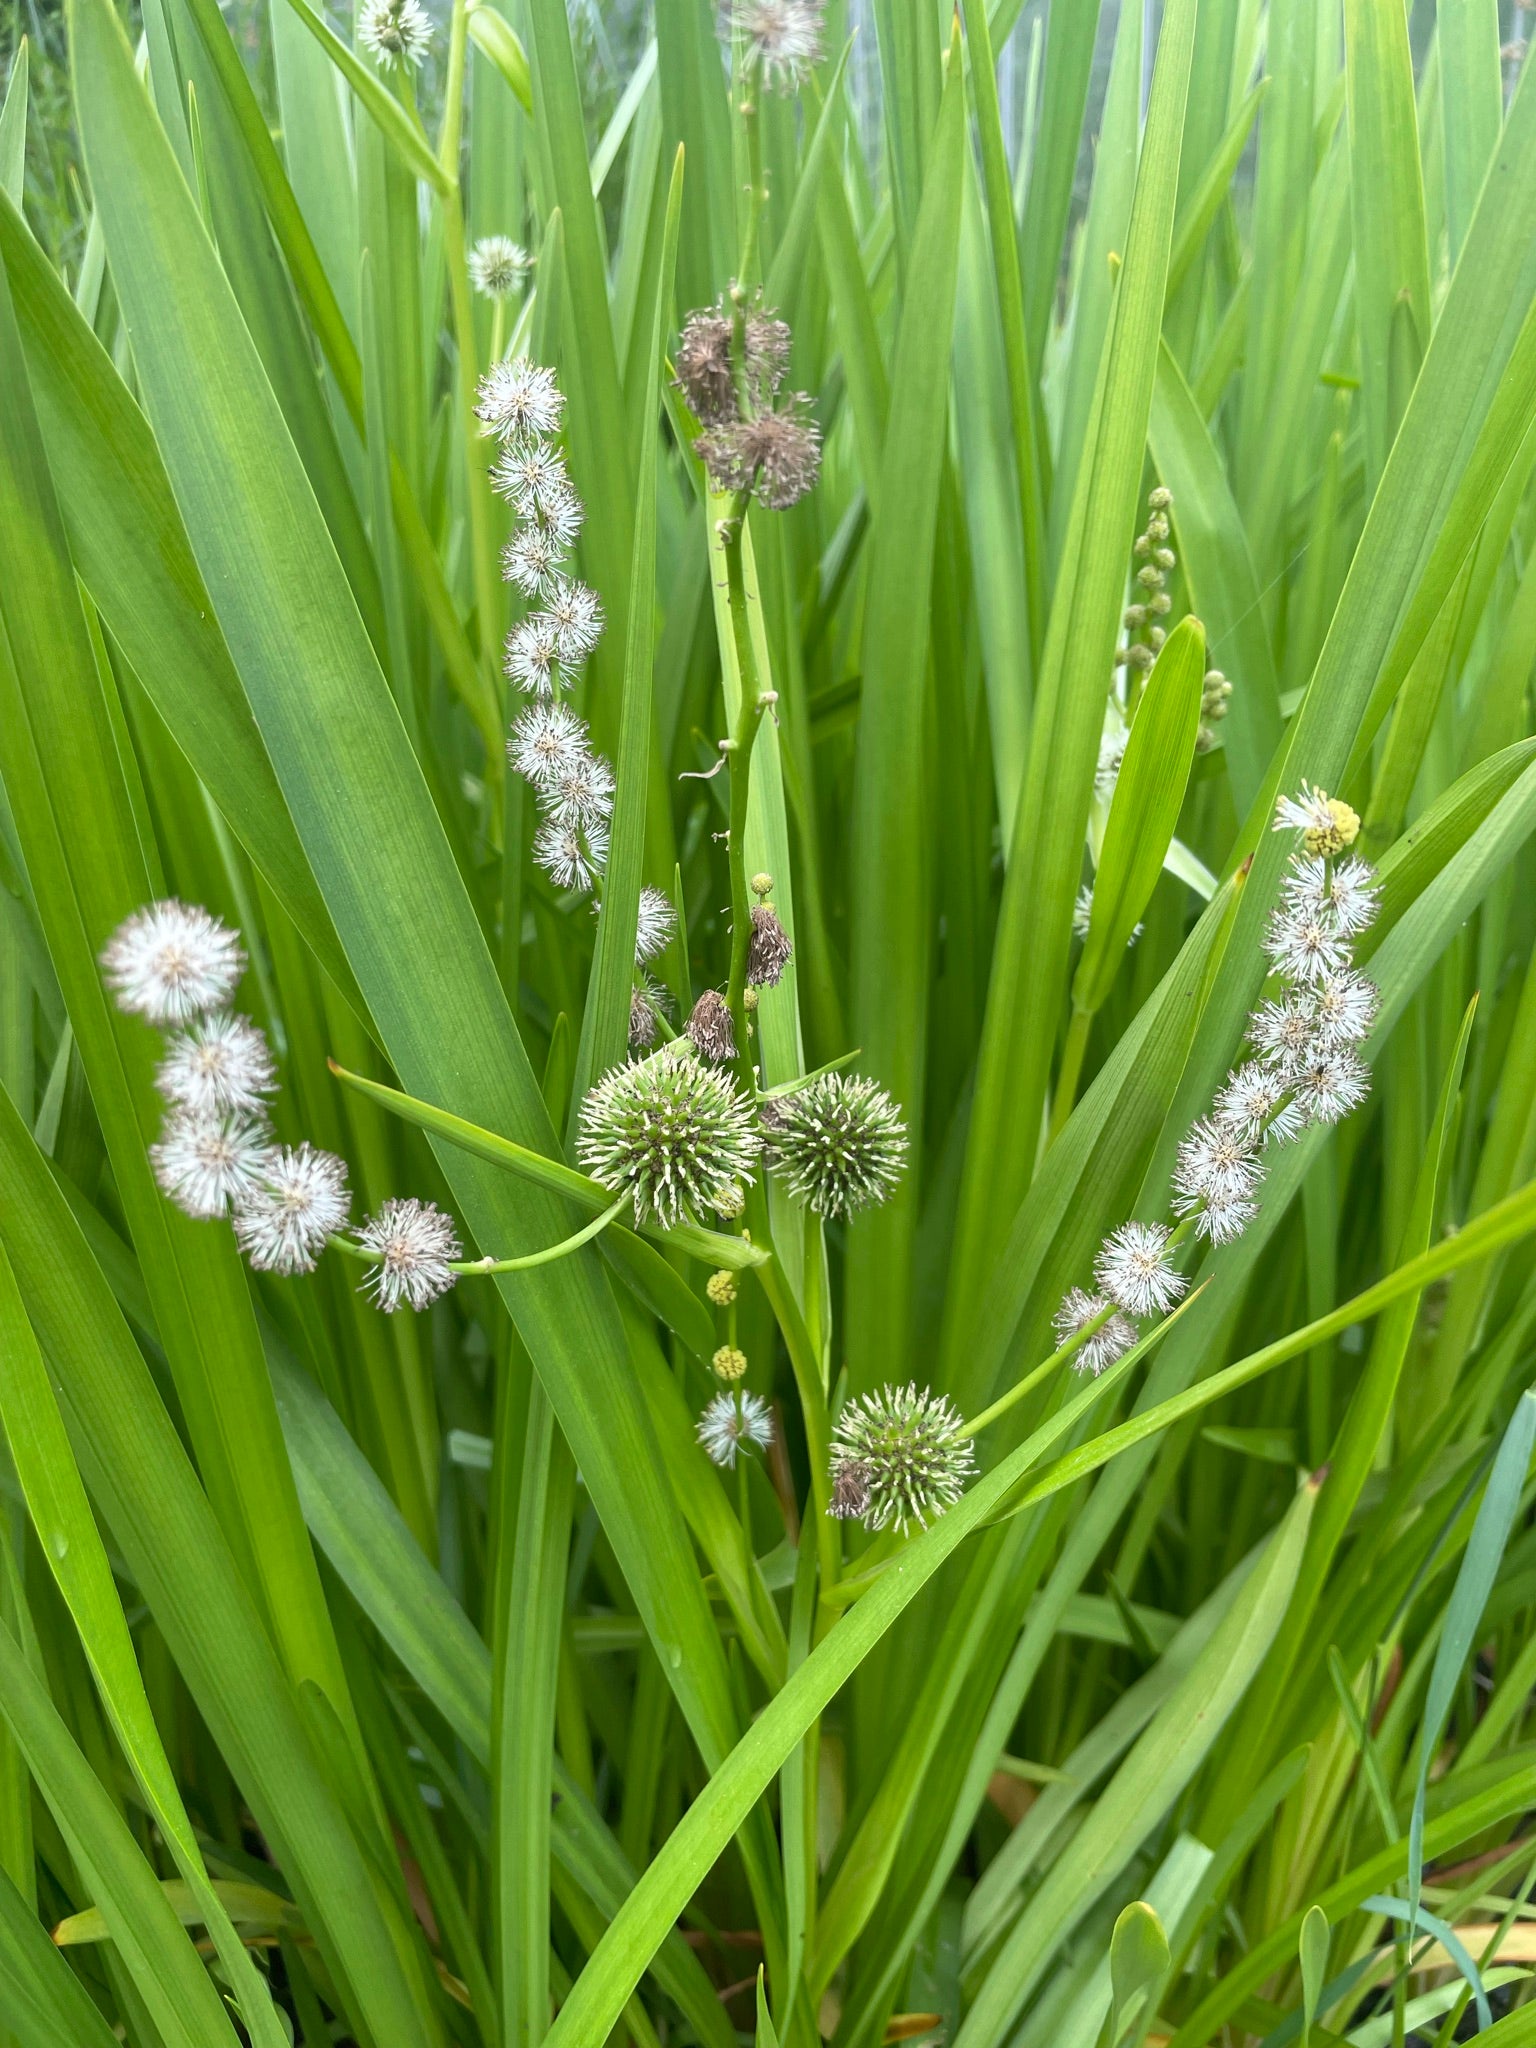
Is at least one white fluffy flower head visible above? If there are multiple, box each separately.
[508,702,591,788]
[534,817,608,893]
[475,357,564,443]
[1291,1045,1371,1126]
[547,752,616,831]
[1094,1220,1187,1318]
[468,236,528,300]
[697,1390,774,1469]
[491,442,572,524]
[1307,968,1379,1050]
[725,0,824,88]
[503,524,568,598]
[233,1143,351,1275]
[156,1012,276,1117]
[1212,1062,1305,1148]
[1052,1287,1139,1375]
[358,0,432,67]
[151,1110,274,1219]
[1262,901,1350,985]
[539,580,604,668]
[1173,1116,1264,1208]
[101,900,245,1025]
[634,885,678,965]
[359,1198,462,1312]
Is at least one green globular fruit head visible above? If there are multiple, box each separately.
[577,1044,760,1229]
[763,1072,907,1219]
[828,1383,975,1533]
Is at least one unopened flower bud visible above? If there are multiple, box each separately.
[1147,486,1172,511]
[750,872,775,899]
[706,1269,737,1306]
[712,1344,749,1383]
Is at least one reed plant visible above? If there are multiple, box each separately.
[3,0,1536,2042]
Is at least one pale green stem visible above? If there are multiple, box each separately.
[328,1194,629,1278]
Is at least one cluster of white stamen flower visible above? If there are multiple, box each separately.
[102,901,462,1310]
[480,357,613,897]
[484,360,675,988]
[1055,786,1381,1372]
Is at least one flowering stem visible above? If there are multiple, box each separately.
[434,22,501,799]
[720,512,773,1048]
[325,1193,629,1277]
[959,1308,1118,1440]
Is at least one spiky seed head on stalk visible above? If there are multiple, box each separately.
[156,1011,276,1118]
[468,236,529,299]
[233,1143,351,1274]
[475,357,564,442]
[723,0,825,88]
[359,1197,462,1312]
[1051,1286,1139,1376]
[697,1390,774,1468]
[706,1269,737,1306]
[744,310,793,397]
[358,0,431,66]
[686,989,737,1063]
[1094,1220,1187,1318]
[151,1109,275,1219]
[576,1044,761,1227]
[763,1073,907,1219]
[674,307,738,426]
[101,899,245,1025]
[712,1345,748,1382]
[827,1383,975,1532]
[746,903,793,987]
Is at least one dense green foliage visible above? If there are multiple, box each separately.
[3,0,1536,2044]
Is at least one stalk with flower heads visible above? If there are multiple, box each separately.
[825,783,1383,1528]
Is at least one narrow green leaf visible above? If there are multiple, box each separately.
[1109,1902,1170,2045]
[846,22,966,1387]
[0,1242,288,2048]
[0,1860,122,2048]
[0,41,25,203]
[466,2,532,114]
